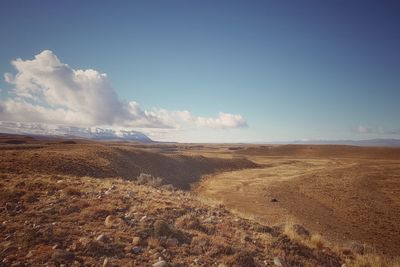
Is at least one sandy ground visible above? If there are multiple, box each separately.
[194,146,400,257]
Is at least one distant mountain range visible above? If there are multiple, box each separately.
[0,121,153,143]
[265,139,400,147]
[1,121,400,147]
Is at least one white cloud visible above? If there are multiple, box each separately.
[1,50,247,135]
[1,50,168,128]
[146,109,248,129]
[196,112,247,128]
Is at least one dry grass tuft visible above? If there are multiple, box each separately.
[309,234,325,250]
[23,192,40,203]
[283,220,299,240]
[147,236,161,249]
[136,173,163,187]
[223,250,257,267]
[63,186,82,196]
[190,234,234,258]
[153,219,174,237]
[208,235,234,257]
[350,254,400,267]
[0,189,26,203]
[283,221,310,240]
[283,221,326,250]
[83,240,125,257]
[175,213,203,231]
[190,234,211,254]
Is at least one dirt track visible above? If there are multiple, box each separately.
[194,146,400,256]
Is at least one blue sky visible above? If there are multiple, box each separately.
[1,1,399,142]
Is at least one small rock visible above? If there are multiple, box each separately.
[105,215,122,228]
[78,237,91,247]
[104,215,113,227]
[96,234,109,242]
[153,260,169,267]
[153,220,173,237]
[270,198,279,202]
[151,252,161,260]
[165,238,178,247]
[273,257,283,266]
[132,236,141,246]
[26,250,34,258]
[341,264,347,267]
[132,246,141,254]
[69,242,78,251]
[103,257,111,267]
[149,249,157,254]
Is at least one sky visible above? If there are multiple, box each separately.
[0,0,399,142]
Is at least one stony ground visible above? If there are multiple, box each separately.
[0,139,399,266]
[1,173,347,267]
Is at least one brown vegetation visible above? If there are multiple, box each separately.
[1,136,400,266]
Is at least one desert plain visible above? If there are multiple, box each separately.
[1,134,400,266]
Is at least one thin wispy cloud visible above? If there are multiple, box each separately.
[355,125,400,135]
[0,50,247,136]
[196,112,247,128]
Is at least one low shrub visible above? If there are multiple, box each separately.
[136,173,163,187]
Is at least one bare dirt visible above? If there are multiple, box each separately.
[194,145,400,257]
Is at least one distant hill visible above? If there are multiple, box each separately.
[268,139,400,147]
[0,121,153,143]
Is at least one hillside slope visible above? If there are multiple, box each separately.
[0,142,257,190]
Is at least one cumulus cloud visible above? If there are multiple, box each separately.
[1,50,247,133]
[1,50,168,128]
